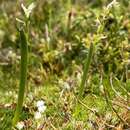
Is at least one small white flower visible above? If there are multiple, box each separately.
[34,112,42,119]
[38,105,46,113]
[36,100,45,107]
[16,121,24,130]
[36,100,46,113]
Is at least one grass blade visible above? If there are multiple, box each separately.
[78,43,94,99]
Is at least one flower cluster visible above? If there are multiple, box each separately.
[34,100,46,120]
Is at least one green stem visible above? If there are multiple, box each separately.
[12,29,28,126]
[78,43,94,99]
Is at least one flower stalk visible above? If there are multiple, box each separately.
[12,29,28,126]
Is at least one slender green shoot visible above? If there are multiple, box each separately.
[78,43,94,99]
[12,29,28,126]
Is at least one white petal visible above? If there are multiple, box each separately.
[36,100,45,107]
[34,112,42,119]
[28,2,36,11]
[38,105,46,113]
[21,4,27,13]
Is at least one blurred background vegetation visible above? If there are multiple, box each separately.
[0,0,130,129]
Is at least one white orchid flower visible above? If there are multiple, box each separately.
[21,2,36,18]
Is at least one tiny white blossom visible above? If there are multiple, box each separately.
[16,122,24,130]
[38,105,46,113]
[34,112,42,119]
[36,100,46,113]
[36,100,45,107]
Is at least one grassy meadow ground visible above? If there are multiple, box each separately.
[0,0,130,129]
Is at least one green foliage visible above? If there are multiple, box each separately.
[0,0,130,129]
[91,3,129,78]
[78,43,94,99]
